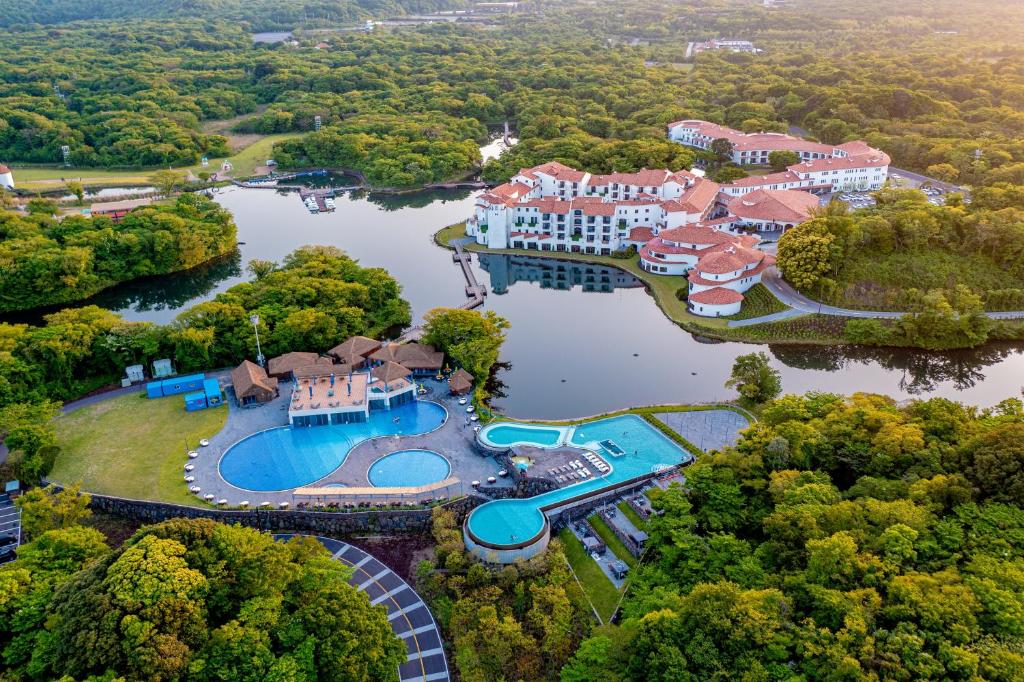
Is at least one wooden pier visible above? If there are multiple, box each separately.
[453,243,486,309]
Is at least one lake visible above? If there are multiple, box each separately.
[18,185,1024,418]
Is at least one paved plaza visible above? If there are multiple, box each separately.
[653,409,750,452]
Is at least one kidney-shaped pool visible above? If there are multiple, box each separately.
[218,401,447,491]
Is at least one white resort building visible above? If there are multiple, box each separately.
[466,158,826,316]
[667,120,890,194]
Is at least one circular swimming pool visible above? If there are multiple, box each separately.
[368,449,450,487]
[218,401,447,491]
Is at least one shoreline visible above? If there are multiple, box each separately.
[433,223,1024,350]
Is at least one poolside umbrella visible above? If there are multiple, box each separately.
[330,373,335,387]
[308,385,313,398]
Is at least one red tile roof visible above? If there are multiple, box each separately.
[628,227,655,242]
[727,189,819,223]
[659,224,736,247]
[688,287,744,305]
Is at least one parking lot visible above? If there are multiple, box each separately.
[826,186,948,209]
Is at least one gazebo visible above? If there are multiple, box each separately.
[448,368,474,395]
[371,361,413,387]
[328,336,382,368]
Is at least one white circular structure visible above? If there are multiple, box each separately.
[0,164,13,190]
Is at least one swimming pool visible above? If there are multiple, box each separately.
[466,414,690,554]
[368,449,451,487]
[478,423,568,448]
[219,401,447,491]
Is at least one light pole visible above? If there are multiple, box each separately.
[250,313,265,367]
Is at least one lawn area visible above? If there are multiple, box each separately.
[725,283,789,320]
[557,529,621,623]
[51,392,227,506]
[831,250,1024,311]
[588,514,638,569]
[11,132,304,190]
[616,501,648,531]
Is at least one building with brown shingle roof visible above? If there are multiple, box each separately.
[448,369,474,395]
[231,360,279,405]
[328,336,382,367]
[267,352,334,379]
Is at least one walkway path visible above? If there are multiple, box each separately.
[747,268,1024,323]
[274,534,450,682]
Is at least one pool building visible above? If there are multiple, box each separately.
[288,360,419,427]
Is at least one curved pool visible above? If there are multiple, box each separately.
[368,449,451,487]
[219,401,447,491]
[479,423,568,448]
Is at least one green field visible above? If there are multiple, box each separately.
[557,529,621,623]
[51,392,227,506]
[616,501,648,531]
[588,514,638,569]
[832,249,1024,311]
[12,132,303,190]
[726,283,789,320]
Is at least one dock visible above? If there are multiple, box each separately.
[453,242,486,309]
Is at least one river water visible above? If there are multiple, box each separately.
[20,185,1024,418]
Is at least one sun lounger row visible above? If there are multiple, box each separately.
[583,452,610,473]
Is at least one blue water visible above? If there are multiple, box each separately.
[368,449,451,487]
[467,415,690,546]
[480,423,566,447]
[219,401,447,491]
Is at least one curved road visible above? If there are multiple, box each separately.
[274,534,450,682]
[729,268,1024,328]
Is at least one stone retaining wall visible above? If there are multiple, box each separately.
[76,489,484,534]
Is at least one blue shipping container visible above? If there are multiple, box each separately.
[203,379,223,407]
[145,381,164,399]
[184,391,208,412]
[161,373,205,396]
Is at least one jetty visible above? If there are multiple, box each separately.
[453,242,486,309]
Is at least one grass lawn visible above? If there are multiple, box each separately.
[726,283,789,320]
[557,529,621,623]
[588,514,638,569]
[11,132,304,190]
[616,501,648,531]
[833,249,1023,311]
[51,392,228,506]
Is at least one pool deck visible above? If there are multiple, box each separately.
[185,379,511,505]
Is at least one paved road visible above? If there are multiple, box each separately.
[888,167,964,194]
[759,268,1024,321]
[274,534,450,682]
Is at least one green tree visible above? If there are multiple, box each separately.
[65,180,85,204]
[725,352,782,403]
[15,483,91,540]
[768,150,800,172]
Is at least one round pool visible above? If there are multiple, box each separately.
[218,401,447,491]
[368,449,450,487]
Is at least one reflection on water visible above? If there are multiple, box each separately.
[7,185,1023,416]
[770,342,1024,395]
[477,253,642,295]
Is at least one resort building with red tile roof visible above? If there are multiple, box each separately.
[667,120,890,193]
[467,161,720,254]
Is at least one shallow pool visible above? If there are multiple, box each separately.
[368,449,451,487]
[479,423,567,448]
[219,401,447,491]
[467,414,690,547]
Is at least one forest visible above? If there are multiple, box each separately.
[0,501,405,681]
[562,392,1024,681]
[0,0,468,30]
[0,194,238,312]
[6,0,1024,188]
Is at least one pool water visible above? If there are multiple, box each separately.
[467,415,691,546]
[480,423,566,448]
[219,401,447,491]
[368,450,451,487]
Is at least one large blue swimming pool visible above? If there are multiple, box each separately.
[467,414,690,547]
[368,449,451,487]
[219,401,447,491]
